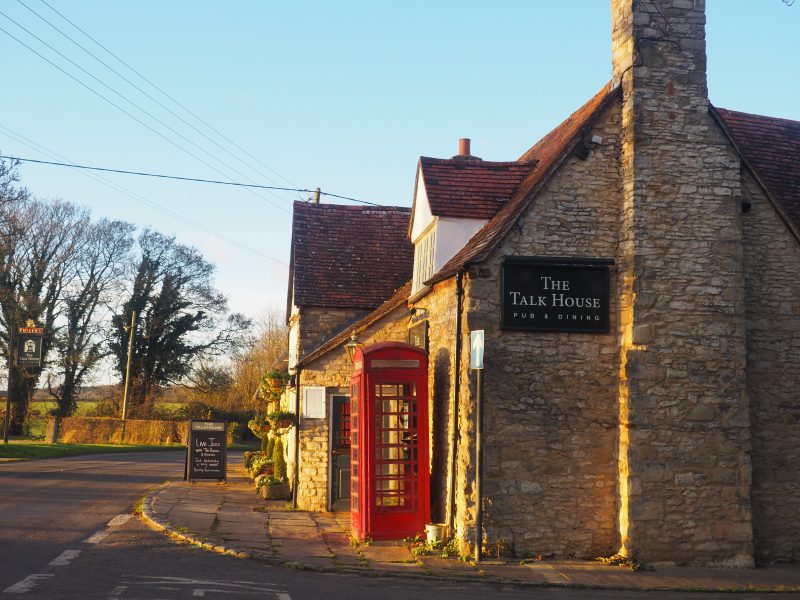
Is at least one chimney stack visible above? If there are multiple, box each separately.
[453,137,481,161]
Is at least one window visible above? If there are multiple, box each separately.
[302,386,326,418]
[412,228,436,294]
[373,382,418,511]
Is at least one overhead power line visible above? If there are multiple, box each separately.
[17,0,296,192]
[37,0,300,190]
[0,131,289,266]
[0,9,290,214]
[0,154,379,205]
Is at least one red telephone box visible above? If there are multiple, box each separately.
[350,342,429,541]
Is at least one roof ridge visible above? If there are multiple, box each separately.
[420,156,538,167]
[298,280,412,366]
[426,82,619,285]
[293,200,410,212]
[715,106,800,127]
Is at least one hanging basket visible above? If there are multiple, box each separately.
[268,410,297,430]
[266,377,284,391]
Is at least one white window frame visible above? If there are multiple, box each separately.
[302,386,326,419]
[412,227,436,294]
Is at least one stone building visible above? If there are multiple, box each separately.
[285,201,412,511]
[284,0,800,567]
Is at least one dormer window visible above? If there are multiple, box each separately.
[412,228,436,294]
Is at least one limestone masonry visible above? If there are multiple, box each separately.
[284,0,800,567]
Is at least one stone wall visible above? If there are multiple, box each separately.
[409,278,459,525]
[613,0,753,567]
[295,304,410,511]
[741,170,800,563]
[297,307,368,362]
[451,100,623,559]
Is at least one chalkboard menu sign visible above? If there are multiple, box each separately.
[186,420,227,482]
[501,256,613,333]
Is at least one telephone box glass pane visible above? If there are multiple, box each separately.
[373,381,417,511]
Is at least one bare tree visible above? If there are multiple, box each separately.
[48,219,135,416]
[0,156,28,210]
[230,307,288,412]
[0,197,89,433]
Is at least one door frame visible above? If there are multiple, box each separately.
[327,389,350,511]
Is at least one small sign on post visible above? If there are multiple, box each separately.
[470,330,484,370]
[186,420,227,482]
[16,325,44,369]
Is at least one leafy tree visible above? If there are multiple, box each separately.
[110,230,249,417]
[48,219,135,416]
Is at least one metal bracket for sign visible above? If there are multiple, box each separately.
[502,255,616,267]
[185,419,227,483]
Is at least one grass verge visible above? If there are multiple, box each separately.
[0,441,185,461]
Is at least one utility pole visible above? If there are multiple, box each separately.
[121,310,135,420]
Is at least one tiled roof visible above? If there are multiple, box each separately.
[298,280,411,367]
[288,202,413,311]
[419,157,537,220]
[714,107,800,231]
[428,82,618,284]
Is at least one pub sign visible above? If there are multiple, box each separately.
[16,324,44,368]
[501,256,612,333]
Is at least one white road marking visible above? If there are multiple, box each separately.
[84,529,110,544]
[121,576,288,596]
[106,584,127,599]
[3,573,53,594]
[127,575,281,589]
[107,514,133,527]
[48,549,82,566]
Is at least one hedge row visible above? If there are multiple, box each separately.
[54,417,189,445]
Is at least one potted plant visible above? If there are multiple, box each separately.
[259,437,290,499]
[247,453,273,480]
[262,369,291,394]
[268,409,297,430]
[258,475,290,499]
[247,417,271,438]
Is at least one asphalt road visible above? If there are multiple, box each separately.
[0,453,785,600]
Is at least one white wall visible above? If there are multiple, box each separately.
[433,217,487,272]
[410,169,434,243]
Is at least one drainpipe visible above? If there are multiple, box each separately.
[292,366,302,509]
[447,270,464,537]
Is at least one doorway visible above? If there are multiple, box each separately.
[330,394,351,512]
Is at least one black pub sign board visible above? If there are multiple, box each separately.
[186,420,227,482]
[16,325,44,368]
[501,256,613,333]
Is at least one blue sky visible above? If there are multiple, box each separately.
[0,1,797,321]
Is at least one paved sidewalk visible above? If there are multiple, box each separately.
[141,459,800,593]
